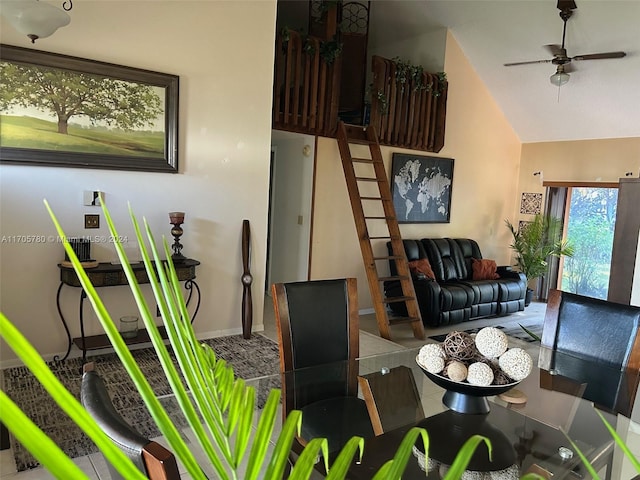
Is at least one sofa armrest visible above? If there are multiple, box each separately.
[497,268,526,284]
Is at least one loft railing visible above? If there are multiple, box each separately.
[272,29,341,137]
[369,55,448,153]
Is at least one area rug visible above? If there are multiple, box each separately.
[2,333,280,472]
[428,322,543,344]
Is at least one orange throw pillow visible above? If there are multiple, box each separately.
[408,258,435,280]
[472,258,500,280]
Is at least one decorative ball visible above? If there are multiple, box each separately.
[444,331,477,361]
[461,471,484,480]
[421,355,445,374]
[475,327,509,358]
[445,360,468,382]
[418,343,446,365]
[467,362,494,386]
[499,348,533,381]
[488,464,520,480]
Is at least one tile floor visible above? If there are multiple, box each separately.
[2,299,639,479]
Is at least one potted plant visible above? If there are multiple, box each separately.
[505,214,574,306]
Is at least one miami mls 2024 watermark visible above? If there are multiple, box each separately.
[1,235,129,244]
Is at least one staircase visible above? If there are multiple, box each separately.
[336,121,424,340]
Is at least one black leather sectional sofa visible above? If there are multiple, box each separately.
[385,238,526,327]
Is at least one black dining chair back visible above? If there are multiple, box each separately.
[541,289,640,417]
[272,278,374,453]
[81,363,181,480]
[358,366,425,436]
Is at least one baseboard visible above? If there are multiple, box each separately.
[0,325,266,370]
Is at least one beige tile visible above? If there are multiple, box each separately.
[0,450,17,477]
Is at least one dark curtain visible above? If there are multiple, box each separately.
[540,186,568,301]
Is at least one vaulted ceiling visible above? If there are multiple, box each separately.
[368,0,640,143]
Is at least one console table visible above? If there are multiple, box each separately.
[56,259,201,362]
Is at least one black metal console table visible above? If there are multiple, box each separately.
[56,259,201,362]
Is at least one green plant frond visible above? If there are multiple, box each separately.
[444,435,492,480]
[595,410,640,472]
[0,314,145,480]
[45,200,208,480]
[562,431,600,479]
[248,389,290,480]
[107,204,226,477]
[0,391,92,480]
[380,427,429,479]
[371,461,394,479]
[288,438,330,479]
[325,437,365,479]
[134,216,237,473]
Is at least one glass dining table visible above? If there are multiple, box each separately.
[242,344,637,479]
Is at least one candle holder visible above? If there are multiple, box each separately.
[169,211,186,262]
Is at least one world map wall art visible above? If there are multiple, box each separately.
[390,153,454,223]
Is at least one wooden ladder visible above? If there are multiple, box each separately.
[336,121,425,341]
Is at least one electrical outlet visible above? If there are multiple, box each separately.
[85,214,100,229]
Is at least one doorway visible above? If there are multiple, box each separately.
[546,184,619,300]
[266,131,315,292]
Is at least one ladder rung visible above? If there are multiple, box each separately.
[346,137,374,145]
[360,196,384,201]
[367,236,393,240]
[388,316,421,326]
[355,177,382,182]
[378,275,410,282]
[383,296,414,304]
[364,216,394,220]
[373,255,403,260]
[352,157,376,163]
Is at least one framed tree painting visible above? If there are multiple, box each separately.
[390,153,454,223]
[0,44,179,172]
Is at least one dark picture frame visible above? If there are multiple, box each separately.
[0,44,179,173]
[390,153,454,223]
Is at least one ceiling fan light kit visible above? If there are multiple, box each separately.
[1,0,73,43]
[504,0,626,88]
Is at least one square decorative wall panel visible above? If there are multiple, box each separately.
[520,193,542,215]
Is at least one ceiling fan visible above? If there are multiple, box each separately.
[504,0,626,86]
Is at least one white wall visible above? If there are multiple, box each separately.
[269,133,315,285]
[0,1,277,365]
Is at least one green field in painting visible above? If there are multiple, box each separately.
[0,115,164,157]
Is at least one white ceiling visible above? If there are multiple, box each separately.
[369,0,640,143]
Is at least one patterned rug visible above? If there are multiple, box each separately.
[428,322,543,343]
[2,334,280,472]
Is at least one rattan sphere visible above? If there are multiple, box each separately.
[421,355,445,374]
[443,331,477,361]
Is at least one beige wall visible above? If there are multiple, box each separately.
[310,31,522,310]
[518,138,640,212]
[0,1,277,365]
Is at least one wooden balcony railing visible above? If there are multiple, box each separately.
[369,55,448,153]
[272,29,341,137]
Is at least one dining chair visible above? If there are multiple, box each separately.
[540,289,640,417]
[81,363,181,480]
[358,365,425,435]
[271,278,374,454]
[540,289,640,480]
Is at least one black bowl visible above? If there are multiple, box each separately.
[416,355,521,414]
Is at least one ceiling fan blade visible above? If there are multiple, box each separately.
[545,44,566,57]
[572,51,627,61]
[504,59,552,67]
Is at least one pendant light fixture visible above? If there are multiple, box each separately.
[1,0,72,43]
[549,65,570,87]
